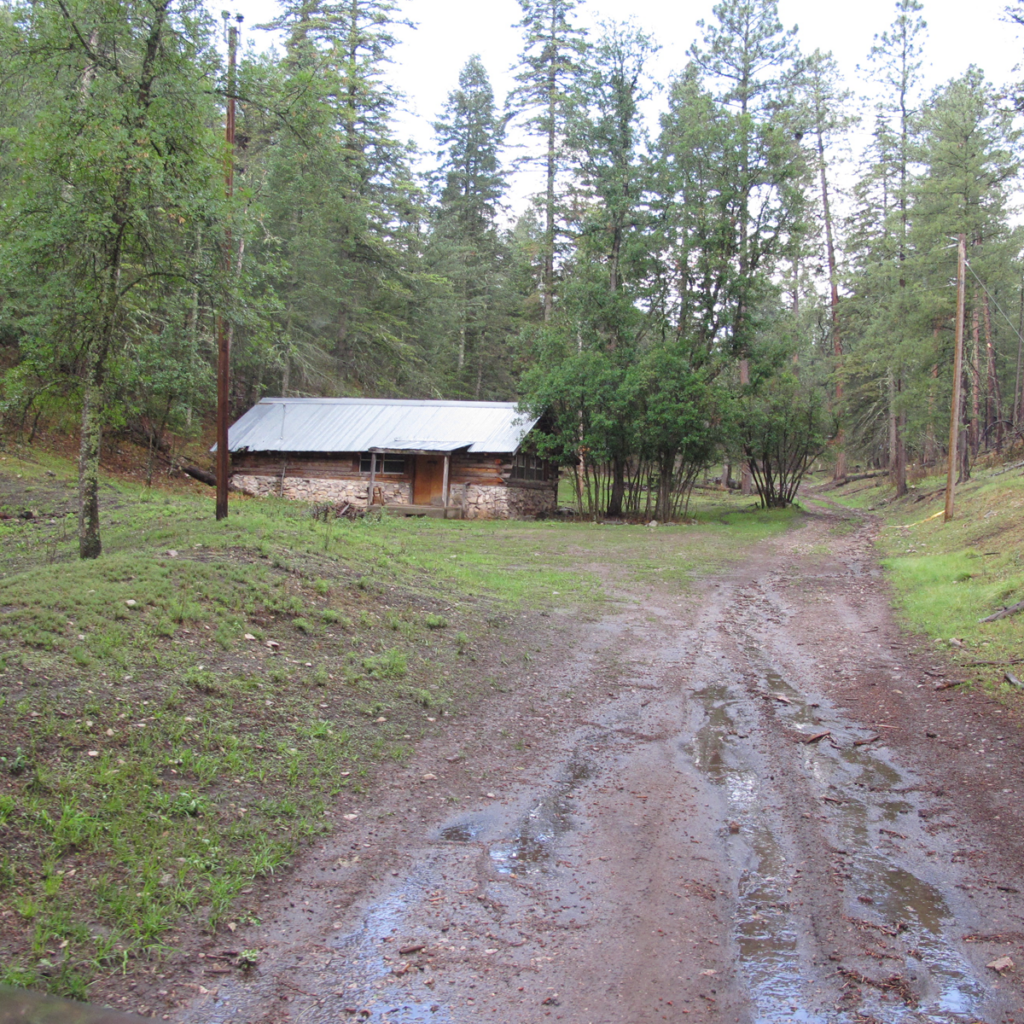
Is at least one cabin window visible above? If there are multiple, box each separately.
[360,454,406,475]
[510,452,545,482]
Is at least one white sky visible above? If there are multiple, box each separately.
[385,0,1023,145]
[237,0,1024,203]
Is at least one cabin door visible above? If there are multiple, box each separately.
[413,455,445,505]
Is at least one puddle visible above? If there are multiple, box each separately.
[683,681,824,1022]
[439,822,481,842]
[488,754,591,874]
[684,654,986,1024]
[0,986,147,1023]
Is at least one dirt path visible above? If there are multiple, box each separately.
[179,504,1024,1024]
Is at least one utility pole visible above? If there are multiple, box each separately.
[216,12,241,521]
[944,234,966,522]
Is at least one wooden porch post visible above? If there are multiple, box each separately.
[442,454,450,518]
[368,452,376,508]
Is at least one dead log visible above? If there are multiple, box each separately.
[182,463,216,487]
[979,598,1024,623]
[833,470,887,487]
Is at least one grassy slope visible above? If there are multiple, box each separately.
[824,461,1024,692]
[0,443,792,1000]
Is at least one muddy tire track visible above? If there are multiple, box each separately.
[180,507,1024,1024]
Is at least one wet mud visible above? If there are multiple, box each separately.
[180,503,1024,1024]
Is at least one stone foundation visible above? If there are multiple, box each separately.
[230,474,556,519]
[460,483,557,519]
[507,484,558,518]
[230,474,409,506]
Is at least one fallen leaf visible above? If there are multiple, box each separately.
[988,955,1015,973]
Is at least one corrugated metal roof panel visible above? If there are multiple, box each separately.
[223,398,538,454]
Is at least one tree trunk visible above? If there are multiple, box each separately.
[887,374,896,472]
[656,455,673,521]
[958,379,971,483]
[607,454,626,517]
[1015,272,1024,429]
[970,290,981,457]
[78,367,103,560]
[982,293,1001,449]
[739,357,752,495]
[924,356,938,464]
[817,124,845,482]
[894,406,907,497]
[543,10,557,324]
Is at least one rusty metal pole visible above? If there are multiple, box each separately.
[216,15,240,521]
[944,234,967,522]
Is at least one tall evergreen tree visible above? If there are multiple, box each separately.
[425,56,516,398]
[799,49,856,480]
[562,21,657,514]
[255,0,428,395]
[911,69,1021,464]
[687,0,806,492]
[862,0,927,495]
[508,0,588,322]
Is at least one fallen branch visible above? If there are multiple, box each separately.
[843,915,906,938]
[836,967,917,1006]
[979,599,1024,623]
[1005,671,1023,690]
[803,730,831,744]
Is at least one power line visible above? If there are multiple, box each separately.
[964,259,1024,349]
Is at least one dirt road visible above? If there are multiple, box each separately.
[181,503,1024,1024]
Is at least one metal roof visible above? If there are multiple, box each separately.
[223,398,539,455]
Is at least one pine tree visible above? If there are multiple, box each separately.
[255,0,428,395]
[508,0,588,322]
[686,0,806,492]
[563,21,657,514]
[425,56,517,398]
[911,69,1021,464]
[863,0,927,495]
[799,49,856,480]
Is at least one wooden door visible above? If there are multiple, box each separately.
[413,455,444,505]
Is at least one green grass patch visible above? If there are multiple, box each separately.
[830,460,1024,690]
[0,449,808,998]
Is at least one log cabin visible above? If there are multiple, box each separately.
[223,397,558,519]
